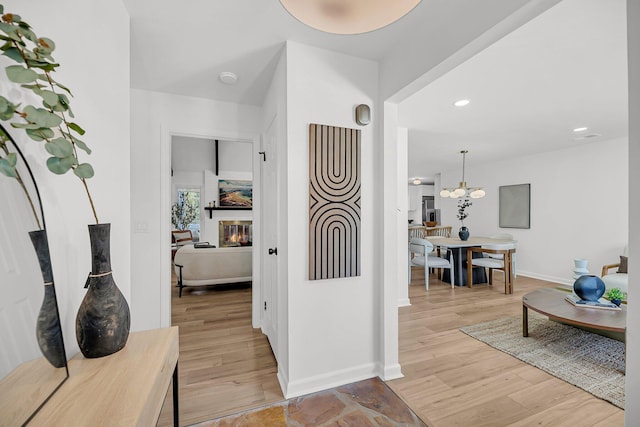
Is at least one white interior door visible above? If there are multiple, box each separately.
[261,118,278,355]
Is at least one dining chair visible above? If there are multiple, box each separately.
[408,226,427,240]
[490,233,517,278]
[467,243,516,294]
[409,238,455,290]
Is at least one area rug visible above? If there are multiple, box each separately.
[460,314,625,409]
[190,377,426,426]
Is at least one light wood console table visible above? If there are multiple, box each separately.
[30,326,179,426]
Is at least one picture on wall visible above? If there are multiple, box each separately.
[499,183,530,229]
[309,123,361,280]
[218,179,252,207]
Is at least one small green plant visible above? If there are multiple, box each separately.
[606,288,625,301]
[0,5,98,223]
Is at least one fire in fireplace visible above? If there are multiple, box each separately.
[219,220,252,247]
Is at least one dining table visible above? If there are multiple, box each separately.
[427,236,516,287]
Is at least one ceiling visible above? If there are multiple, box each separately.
[400,0,628,184]
[122,0,628,185]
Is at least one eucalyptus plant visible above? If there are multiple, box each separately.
[0,5,98,223]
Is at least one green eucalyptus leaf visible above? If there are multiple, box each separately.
[6,64,37,83]
[6,152,17,166]
[0,96,16,120]
[38,89,58,106]
[38,37,55,52]
[54,93,70,112]
[45,137,73,158]
[0,22,16,34]
[74,163,94,179]
[54,81,72,96]
[0,158,17,178]
[22,105,62,127]
[26,127,54,141]
[7,14,22,23]
[16,26,36,43]
[73,137,91,154]
[46,155,74,174]
[25,58,57,71]
[11,122,40,130]
[2,46,23,63]
[69,122,85,135]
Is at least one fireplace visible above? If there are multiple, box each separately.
[219,220,252,247]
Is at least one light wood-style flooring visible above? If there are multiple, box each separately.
[159,269,624,426]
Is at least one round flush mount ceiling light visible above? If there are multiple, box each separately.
[573,126,588,132]
[219,71,238,85]
[413,178,421,185]
[453,99,470,107]
[279,0,422,35]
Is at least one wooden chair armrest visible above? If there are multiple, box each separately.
[601,263,620,277]
[468,247,511,255]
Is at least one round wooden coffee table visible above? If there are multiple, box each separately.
[522,288,626,337]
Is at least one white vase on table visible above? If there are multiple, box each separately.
[573,259,589,280]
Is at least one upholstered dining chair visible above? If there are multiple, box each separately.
[489,233,517,278]
[467,243,516,294]
[409,237,455,290]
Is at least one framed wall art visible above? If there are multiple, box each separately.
[499,183,530,229]
[218,179,252,208]
[309,123,361,280]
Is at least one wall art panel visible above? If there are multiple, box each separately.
[309,124,361,280]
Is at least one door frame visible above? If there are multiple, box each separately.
[160,126,262,328]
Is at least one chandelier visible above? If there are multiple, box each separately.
[439,150,485,199]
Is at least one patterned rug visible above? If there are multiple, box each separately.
[460,314,625,409]
[190,377,426,426]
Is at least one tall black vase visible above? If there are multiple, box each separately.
[29,230,66,368]
[76,223,130,358]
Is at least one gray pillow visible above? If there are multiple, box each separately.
[618,255,628,274]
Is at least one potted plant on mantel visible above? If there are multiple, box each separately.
[0,5,129,358]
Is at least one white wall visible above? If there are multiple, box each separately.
[130,90,261,331]
[0,0,130,358]
[625,0,639,421]
[282,42,382,397]
[438,138,628,285]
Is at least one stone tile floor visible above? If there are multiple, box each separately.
[191,377,427,426]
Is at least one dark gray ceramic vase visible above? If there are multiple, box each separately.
[76,223,130,358]
[29,229,66,368]
[459,226,470,241]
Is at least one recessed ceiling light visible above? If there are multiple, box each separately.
[573,127,588,132]
[453,99,470,107]
[219,71,238,85]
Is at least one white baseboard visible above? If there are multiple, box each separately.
[379,362,403,380]
[283,363,377,399]
[397,298,411,307]
[517,271,572,287]
[277,366,289,398]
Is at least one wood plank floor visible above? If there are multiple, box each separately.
[158,268,624,426]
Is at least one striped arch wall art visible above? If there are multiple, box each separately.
[309,123,361,280]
